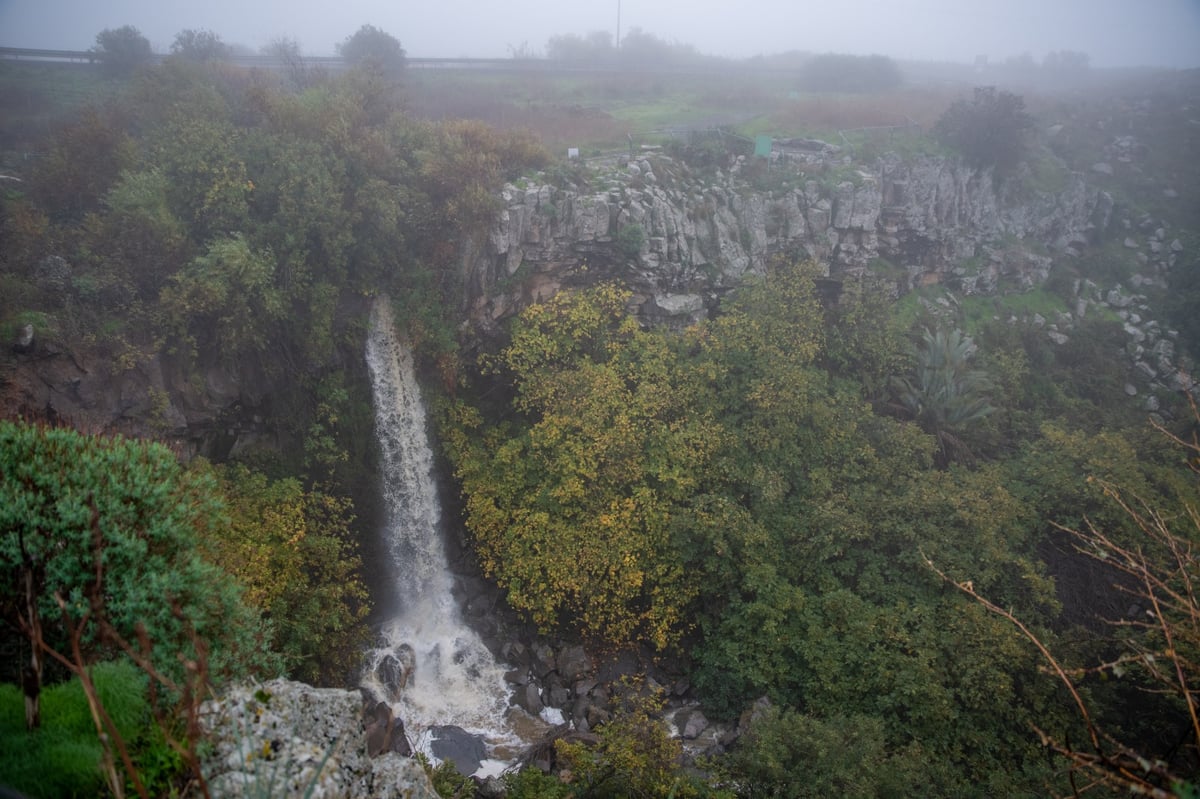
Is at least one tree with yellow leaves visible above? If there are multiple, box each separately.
[446,283,715,650]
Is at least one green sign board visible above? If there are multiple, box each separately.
[754,135,772,158]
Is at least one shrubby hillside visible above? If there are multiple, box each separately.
[1,44,1198,797]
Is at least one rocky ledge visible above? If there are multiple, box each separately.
[201,680,437,799]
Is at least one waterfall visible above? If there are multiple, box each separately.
[360,296,518,772]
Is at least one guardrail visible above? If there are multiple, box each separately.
[0,47,99,62]
[0,47,808,76]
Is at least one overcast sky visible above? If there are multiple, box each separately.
[1,0,1197,68]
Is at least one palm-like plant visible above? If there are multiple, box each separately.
[892,327,995,464]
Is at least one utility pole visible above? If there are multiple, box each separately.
[617,0,622,50]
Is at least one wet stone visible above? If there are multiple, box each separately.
[430,725,486,777]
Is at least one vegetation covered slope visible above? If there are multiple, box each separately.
[445,261,1199,795]
[2,49,1199,797]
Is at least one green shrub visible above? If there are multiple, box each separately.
[503,767,573,799]
[1165,253,1200,360]
[616,223,645,260]
[719,707,925,798]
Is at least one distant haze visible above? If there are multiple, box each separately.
[1,0,1197,68]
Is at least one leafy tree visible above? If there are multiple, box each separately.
[720,707,925,798]
[618,28,699,65]
[935,86,1033,174]
[415,119,549,233]
[169,29,231,63]
[819,278,909,403]
[668,264,1063,790]
[446,283,715,649]
[929,408,1200,797]
[29,109,135,223]
[158,233,284,368]
[337,24,405,74]
[92,166,191,301]
[262,37,321,90]
[201,463,371,684]
[891,327,995,465]
[0,422,275,684]
[146,104,251,239]
[546,31,614,62]
[91,25,153,75]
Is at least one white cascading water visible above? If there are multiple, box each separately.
[360,296,522,774]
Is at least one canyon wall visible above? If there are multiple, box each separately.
[465,147,1107,330]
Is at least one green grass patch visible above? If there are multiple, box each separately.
[0,307,56,347]
[958,289,1067,333]
[1021,147,1072,194]
[0,660,158,798]
[892,285,1069,336]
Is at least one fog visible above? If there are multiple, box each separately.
[0,0,1197,68]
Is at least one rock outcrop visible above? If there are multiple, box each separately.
[465,149,1105,330]
[201,680,437,799]
[2,334,275,460]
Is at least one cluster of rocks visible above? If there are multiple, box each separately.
[918,213,1194,409]
[1085,221,1193,404]
[1092,134,1145,176]
[467,147,1103,331]
[448,567,734,751]
[494,635,768,780]
[199,645,752,798]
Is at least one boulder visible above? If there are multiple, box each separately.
[371,646,414,702]
[370,755,439,799]
[542,673,570,709]
[365,702,412,758]
[34,255,72,293]
[504,665,531,686]
[675,708,710,740]
[201,679,437,799]
[530,642,556,678]
[430,725,487,777]
[556,645,593,683]
[513,681,544,715]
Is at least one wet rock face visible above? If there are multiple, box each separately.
[466,150,1103,331]
[370,645,415,703]
[2,330,274,460]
